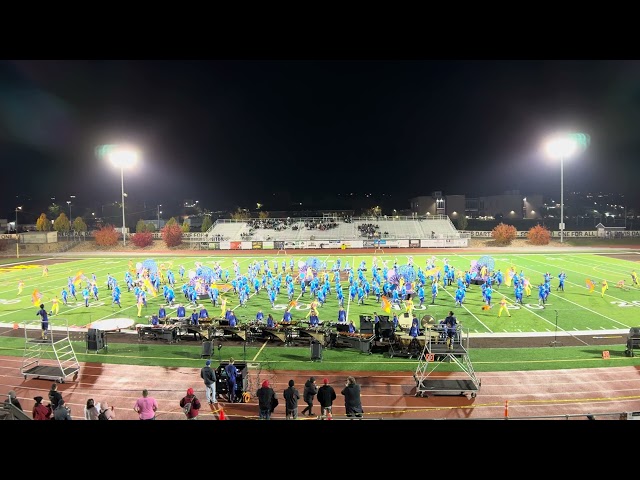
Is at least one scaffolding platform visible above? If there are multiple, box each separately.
[20,320,80,384]
[413,325,480,399]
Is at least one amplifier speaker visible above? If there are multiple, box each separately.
[201,340,213,358]
[87,328,105,351]
[359,316,374,334]
[310,340,323,361]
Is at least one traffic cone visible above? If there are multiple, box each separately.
[218,407,227,420]
[504,400,509,419]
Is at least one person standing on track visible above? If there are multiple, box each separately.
[317,378,337,419]
[301,376,318,417]
[133,389,158,420]
[201,359,218,405]
[341,376,363,419]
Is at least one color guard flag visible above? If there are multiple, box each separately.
[289,300,298,307]
[381,296,391,314]
[143,278,157,297]
[586,279,595,293]
[72,271,84,286]
[31,289,43,307]
[425,267,440,277]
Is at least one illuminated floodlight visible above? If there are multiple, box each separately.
[108,147,139,168]
[543,132,588,243]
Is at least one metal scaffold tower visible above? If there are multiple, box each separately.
[413,325,481,399]
[21,319,80,384]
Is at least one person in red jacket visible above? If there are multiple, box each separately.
[180,388,201,420]
[32,396,52,420]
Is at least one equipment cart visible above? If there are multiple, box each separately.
[20,319,80,384]
[413,325,480,399]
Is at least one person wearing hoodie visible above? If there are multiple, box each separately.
[317,378,337,419]
[53,398,72,420]
[180,388,201,420]
[283,379,300,419]
[257,380,276,420]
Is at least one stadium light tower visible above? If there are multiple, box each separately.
[545,134,580,243]
[15,206,22,258]
[107,146,139,246]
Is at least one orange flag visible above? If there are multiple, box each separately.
[31,289,43,307]
[381,296,391,314]
[586,279,595,293]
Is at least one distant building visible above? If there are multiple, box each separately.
[410,191,543,220]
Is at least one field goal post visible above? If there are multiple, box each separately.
[373,239,384,254]
[276,246,287,256]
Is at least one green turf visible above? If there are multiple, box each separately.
[0,336,632,372]
[0,251,639,372]
[1,252,638,333]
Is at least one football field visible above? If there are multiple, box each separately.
[0,251,639,336]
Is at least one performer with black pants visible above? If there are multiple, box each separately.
[225,357,239,403]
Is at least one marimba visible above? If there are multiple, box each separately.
[335,332,375,354]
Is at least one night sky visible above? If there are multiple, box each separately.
[2,59,640,221]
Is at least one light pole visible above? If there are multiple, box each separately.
[157,204,162,229]
[15,206,21,258]
[67,200,72,220]
[545,135,579,243]
[107,146,138,246]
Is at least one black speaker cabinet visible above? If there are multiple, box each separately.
[310,340,323,361]
[87,328,106,351]
[201,340,213,358]
[359,315,374,334]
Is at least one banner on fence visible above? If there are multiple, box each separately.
[252,241,263,250]
[263,241,274,250]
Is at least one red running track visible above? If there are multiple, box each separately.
[2,355,640,420]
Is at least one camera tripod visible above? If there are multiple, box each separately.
[549,310,563,347]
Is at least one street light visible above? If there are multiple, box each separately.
[107,146,139,246]
[545,135,579,243]
[67,200,72,220]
